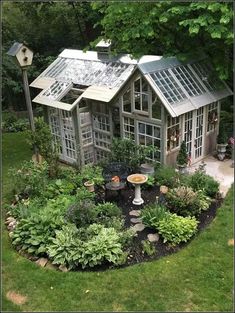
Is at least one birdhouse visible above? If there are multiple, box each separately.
[7,42,33,68]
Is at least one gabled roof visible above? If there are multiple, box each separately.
[139,57,232,117]
[31,48,232,115]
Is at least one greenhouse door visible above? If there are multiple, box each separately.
[183,107,205,164]
[48,108,77,163]
[193,107,204,162]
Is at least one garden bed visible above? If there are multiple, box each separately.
[6,177,222,272]
[86,185,223,271]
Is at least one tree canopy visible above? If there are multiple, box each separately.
[2,1,233,111]
[92,1,233,82]
[2,1,101,110]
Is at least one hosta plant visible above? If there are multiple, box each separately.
[157,213,198,246]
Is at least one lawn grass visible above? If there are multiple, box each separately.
[2,132,234,312]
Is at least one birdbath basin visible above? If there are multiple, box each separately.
[127,174,148,205]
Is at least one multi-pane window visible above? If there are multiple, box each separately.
[96,149,109,162]
[93,114,110,132]
[171,66,206,97]
[83,146,94,165]
[195,107,204,159]
[123,88,131,113]
[81,126,93,146]
[190,61,223,91]
[123,117,135,140]
[207,102,218,132]
[138,122,161,162]
[150,70,187,104]
[134,77,149,112]
[93,102,109,115]
[151,89,161,120]
[167,116,180,151]
[80,112,91,125]
[94,132,111,150]
[61,110,77,160]
[184,111,193,155]
[48,107,62,153]
[43,81,71,100]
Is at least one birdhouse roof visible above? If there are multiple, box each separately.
[7,42,23,56]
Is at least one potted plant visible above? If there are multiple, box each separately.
[84,180,95,192]
[217,122,227,161]
[111,176,121,187]
[176,141,188,173]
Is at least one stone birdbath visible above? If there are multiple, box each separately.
[127,173,148,205]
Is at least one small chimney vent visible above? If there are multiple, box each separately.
[96,39,112,61]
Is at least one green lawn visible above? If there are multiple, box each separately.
[2,132,234,312]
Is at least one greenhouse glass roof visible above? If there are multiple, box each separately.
[31,49,232,116]
[139,57,232,117]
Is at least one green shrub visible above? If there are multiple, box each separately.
[142,175,156,189]
[109,138,157,171]
[27,117,60,178]
[140,204,169,228]
[2,112,29,132]
[11,194,75,255]
[155,165,181,188]
[157,213,198,246]
[176,141,188,166]
[48,223,128,269]
[48,224,83,270]
[9,160,49,197]
[65,199,96,227]
[11,214,64,255]
[81,165,104,186]
[93,202,122,218]
[8,197,47,219]
[79,224,127,268]
[188,170,219,198]
[166,186,211,216]
[141,240,156,256]
[44,179,77,199]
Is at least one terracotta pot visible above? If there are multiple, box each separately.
[84,181,95,192]
[32,153,44,164]
[111,181,120,187]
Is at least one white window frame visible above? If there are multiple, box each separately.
[207,102,218,133]
[133,77,149,115]
[137,121,161,163]
[167,116,180,152]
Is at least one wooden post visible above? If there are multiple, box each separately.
[22,68,39,162]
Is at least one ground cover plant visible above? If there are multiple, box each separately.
[2,132,233,312]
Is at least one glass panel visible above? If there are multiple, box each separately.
[207,102,218,132]
[167,115,180,151]
[137,121,161,162]
[190,60,224,91]
[150,70,187,104]
[171,66,206,97]
[123,88,131,113]
[152,91,161,120]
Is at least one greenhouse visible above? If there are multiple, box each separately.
[30,40,232,166]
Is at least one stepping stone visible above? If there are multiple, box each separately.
[132,223,145,232]
[45,261,57,270]
[130,217,142,224]
[36,257,48,267]
[147,233,159,242]
[129,210,141,217]
[59,265,69,272]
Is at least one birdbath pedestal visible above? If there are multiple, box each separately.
[127,174,148,205]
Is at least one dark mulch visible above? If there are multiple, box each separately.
[82,184,223,272]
